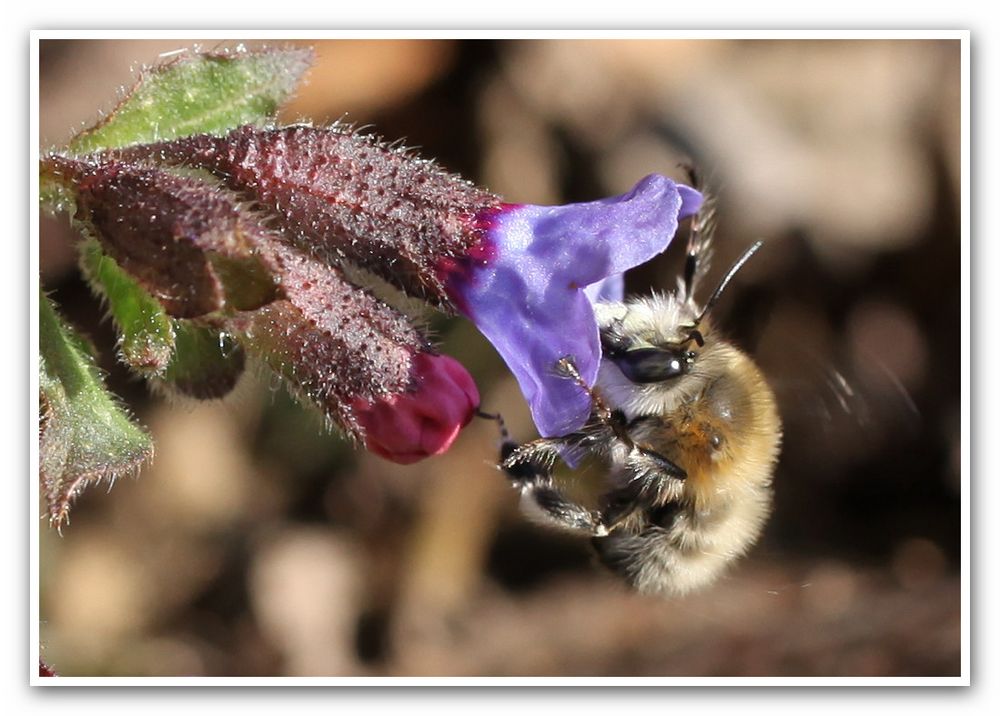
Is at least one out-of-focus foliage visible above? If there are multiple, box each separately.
[78,238,176,377]
[39,291,153,528]
[67,47,314,154]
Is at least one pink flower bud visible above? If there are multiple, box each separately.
[352,353,479,464]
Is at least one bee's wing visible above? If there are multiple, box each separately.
[771,347,921,463]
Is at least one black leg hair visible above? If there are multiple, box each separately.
[677,162,716,304]
[520,478,605,534]
[479,410,607,536]
[599,456,681,528]
[479,357,687,536]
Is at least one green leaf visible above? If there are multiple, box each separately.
[159,320,246,400]
[68,46,313,154]
[78,239,176,376]
[39,291,153,528]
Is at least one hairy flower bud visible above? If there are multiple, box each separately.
[44,151,482,463]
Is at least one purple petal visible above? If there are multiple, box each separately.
[454,174,702,437]
[583,274,625,304]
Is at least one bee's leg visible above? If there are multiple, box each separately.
[479,411,606,535]
[599,449,687,529]
[555,356,681,476]
[599,471,669,528]
[517,472,607,534]
[553,356,683,526]
[504,440,607,534]
[677,162,715,303]
[554,356,636,447]
[626,445,687,482]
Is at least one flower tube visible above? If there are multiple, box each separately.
[110,125,501,310]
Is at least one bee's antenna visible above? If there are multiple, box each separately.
[694,240,764,326]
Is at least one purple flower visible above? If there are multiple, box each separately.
[445,174,702,437]
[104,128,700,442]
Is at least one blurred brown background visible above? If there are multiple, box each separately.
[37,38,962,677]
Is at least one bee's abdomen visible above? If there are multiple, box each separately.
[591,529,732,596]
[592,488,772,596]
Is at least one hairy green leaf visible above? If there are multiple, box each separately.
[79,239,177,376]
[68,46,313,154]
[39,292,153,528]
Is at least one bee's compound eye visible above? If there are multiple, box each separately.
[612,348,688,384]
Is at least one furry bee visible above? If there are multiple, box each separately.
[488,186,782,597]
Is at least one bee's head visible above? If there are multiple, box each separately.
[600,323,706,384]
[598,241,762,387]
